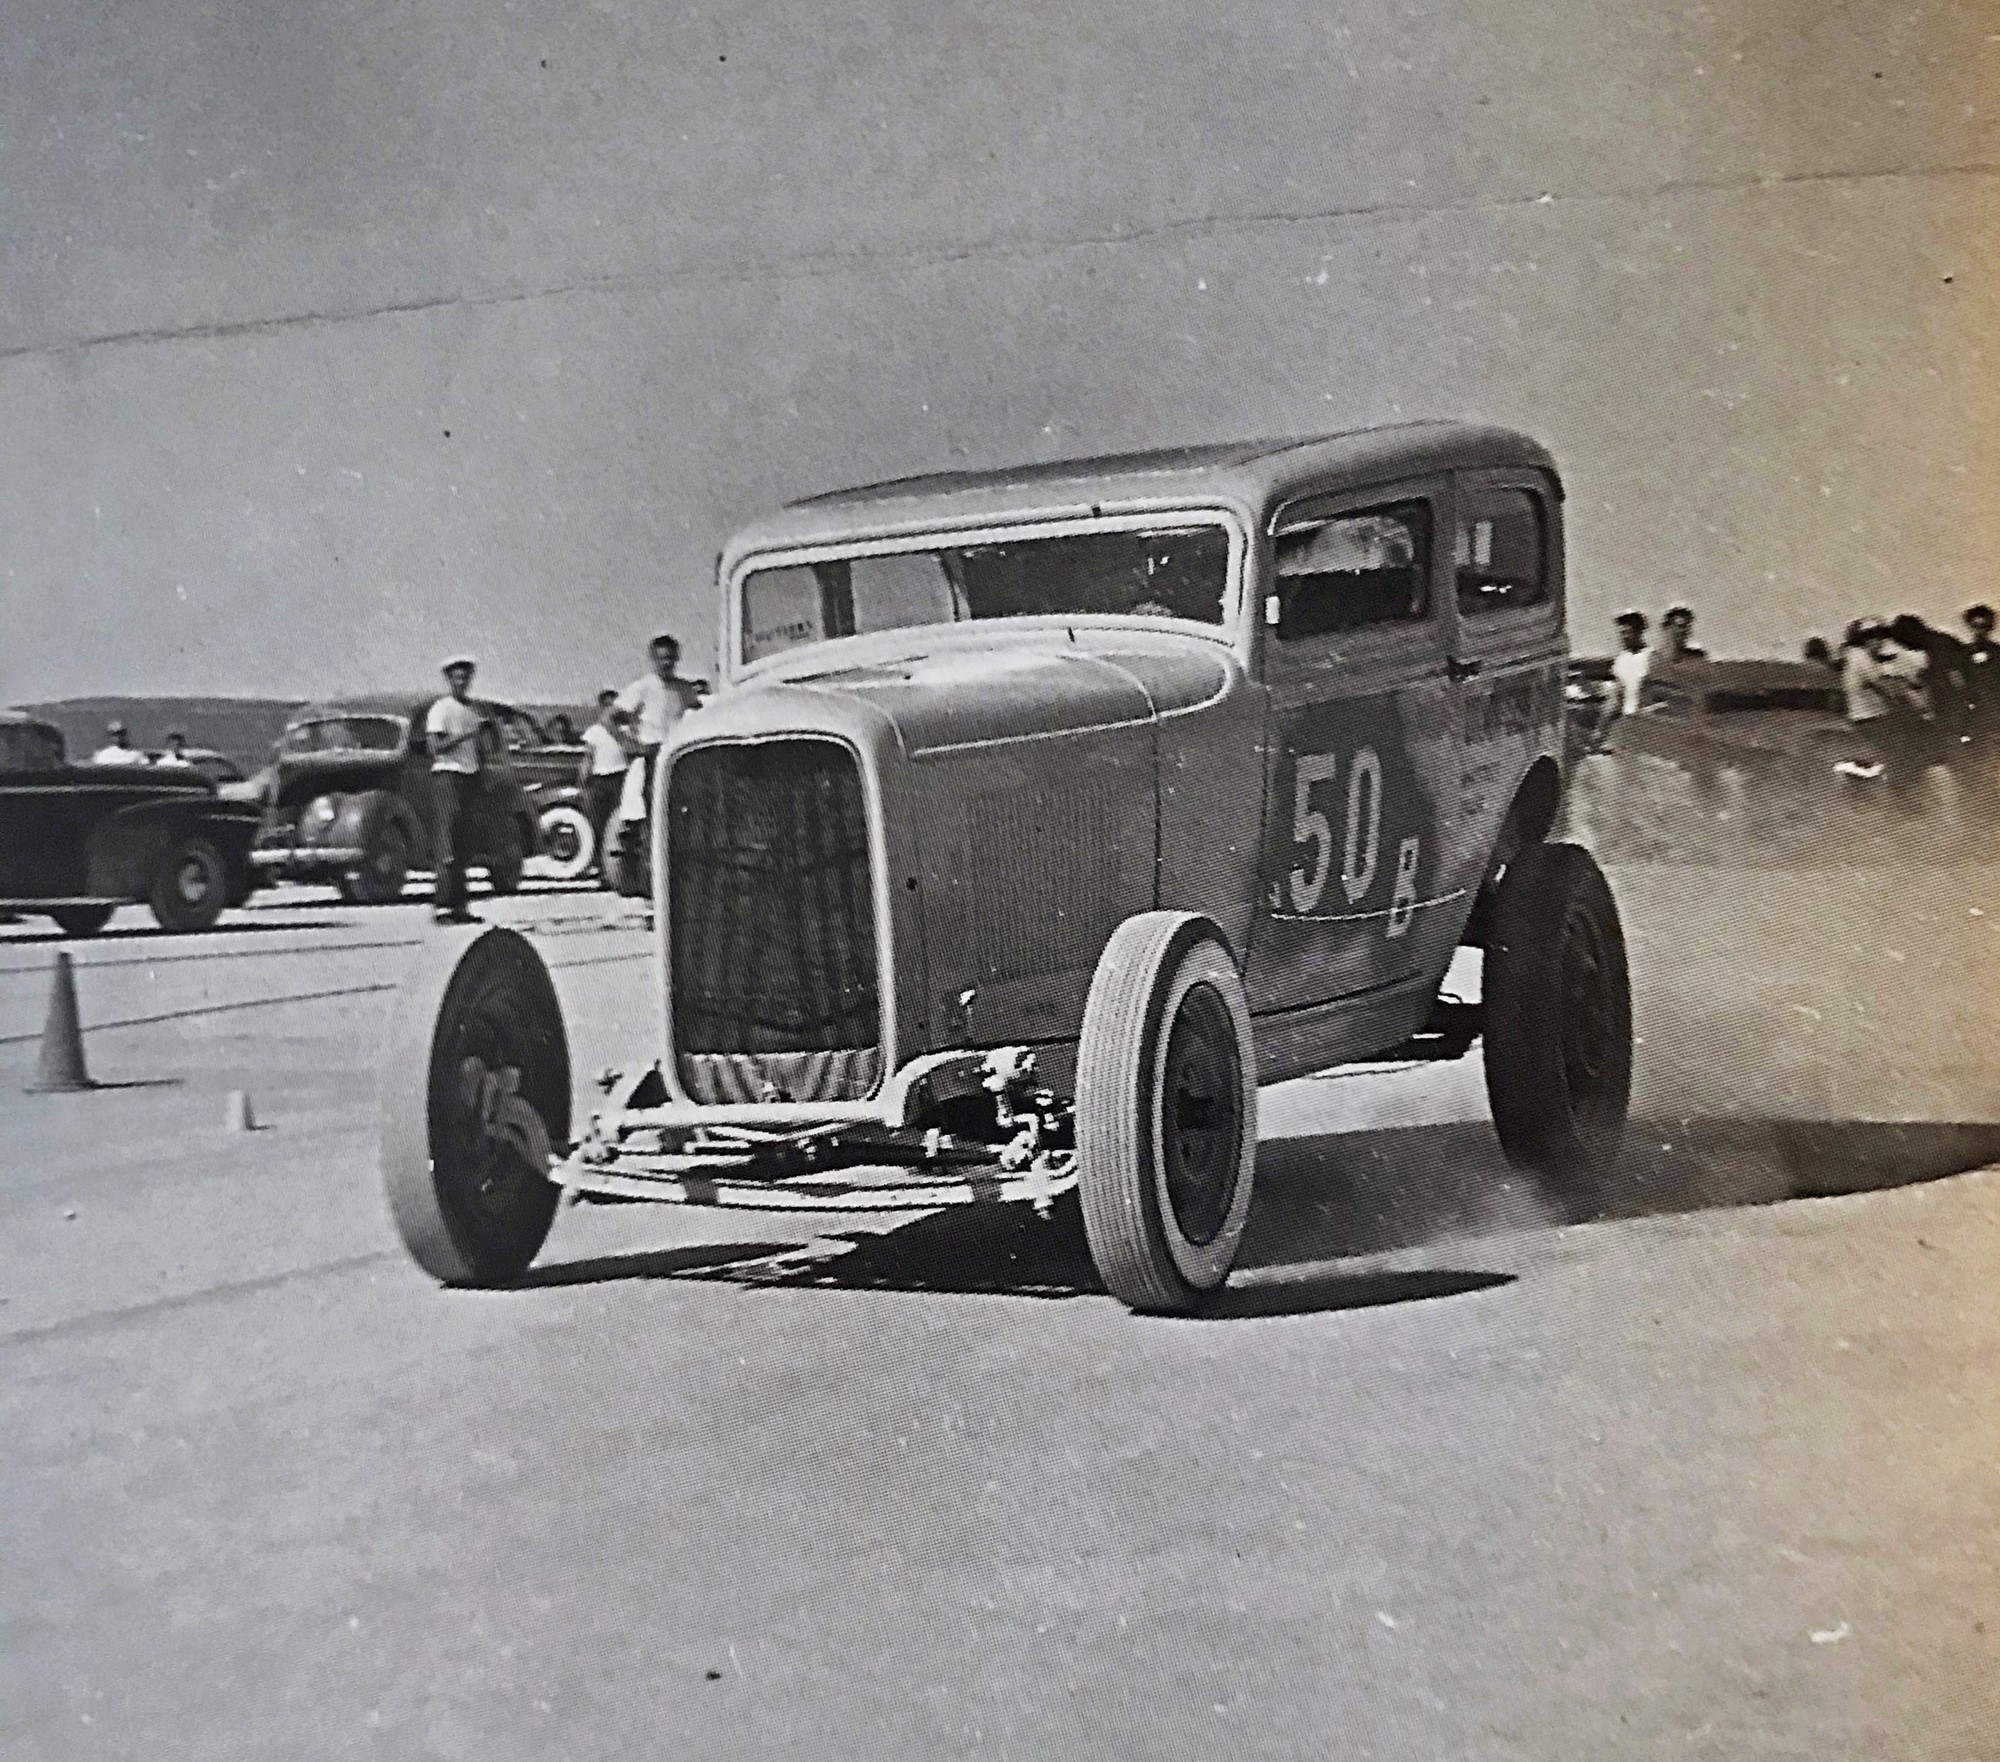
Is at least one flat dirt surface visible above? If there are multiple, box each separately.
[3,861,1996,1760]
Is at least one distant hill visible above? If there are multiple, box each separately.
[14,694,603,769]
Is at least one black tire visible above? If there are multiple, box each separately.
[535,804,594,883]
[1075,912,1257,1314]
[51,904,115,938]
[486,822,526,896]
[349,805,411,905]
[1483,841,1632,1193]
[380,926,569,1285]
[148,835,229,932]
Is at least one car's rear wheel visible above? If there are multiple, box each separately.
[1482,841,1632,1195]
[149,835,228,932]
[535,804,594,883]
[1075,912,1257,1314]
[349,814,410,905]
[380,926,569,1285]
[51,904,115,938]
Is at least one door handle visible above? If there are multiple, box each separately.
[1445,657,1484,682]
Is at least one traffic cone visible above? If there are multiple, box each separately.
[27,951,93,1093]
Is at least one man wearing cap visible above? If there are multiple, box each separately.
[424,657,485,923]
[1659,604,1708,663]
[90,721,149,766]
[155,731,193,768]
[1605,610,1654,730]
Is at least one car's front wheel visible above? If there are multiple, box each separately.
[348,809,411,905]
[1075,912,1257,1314]
[149,835,228,932]
[1482,840,1632,1195]
[381,926,569,1285]
[486,822,526,896]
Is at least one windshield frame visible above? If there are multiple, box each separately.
[724,506,1250,683]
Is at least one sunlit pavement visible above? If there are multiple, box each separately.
[3,867,1995,1760]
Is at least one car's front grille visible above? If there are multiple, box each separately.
[667,738,881,1103]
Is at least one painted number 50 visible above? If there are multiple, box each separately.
[1289,746,1419,935]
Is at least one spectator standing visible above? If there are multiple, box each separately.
[424,657,485,924]
[577,689,630,879]
[1605,610,1654,730]
[615,633,705,812]
[1957,603,1998,811]
[90,721,148,766]
[155,731,192,768]
[1873,620,1935,811]
[1659,604,1709,663]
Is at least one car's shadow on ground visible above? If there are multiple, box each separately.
[533,1115,2000,1315]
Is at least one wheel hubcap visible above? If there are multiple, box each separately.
[1160,982,1241,1246]
[177,858,210,903]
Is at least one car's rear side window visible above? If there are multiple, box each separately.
[1272,501,1431,640]
[1455,485,1547,616]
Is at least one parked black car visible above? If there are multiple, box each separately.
[249,697,546,902]
[0,712,260,935]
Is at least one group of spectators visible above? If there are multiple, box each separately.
[86,723,198,768]
[422,633,704,922]
[1603,603,1709,725]
[1602,598,1998,811]
[1814,605,1998,807]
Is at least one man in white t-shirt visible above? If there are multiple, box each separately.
[424,656,486,923]
[90,721,149,766]
[576,689,630,878]
[615,633,706,817]
[1605,610,1654,731]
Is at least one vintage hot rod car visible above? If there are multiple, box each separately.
[381,424,1632,1312]
[0,712,260,934]
[252,697,546,902]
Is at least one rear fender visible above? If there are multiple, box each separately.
[84,800,202,896]
[1460,755,1563,947]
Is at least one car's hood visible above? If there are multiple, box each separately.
[750,634,1234,756]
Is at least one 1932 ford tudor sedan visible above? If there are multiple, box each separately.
[381,424,1631,1312]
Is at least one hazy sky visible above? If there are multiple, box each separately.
[3,0,1994,704]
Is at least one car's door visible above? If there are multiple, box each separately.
[1246,477,1459,1015]
[1448,469,1566,897]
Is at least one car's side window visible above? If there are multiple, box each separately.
[1272,501,1431,641]
[1455,485,1547,616]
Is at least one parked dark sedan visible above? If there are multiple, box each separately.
[0,712,260,935]
[250,697,545,902]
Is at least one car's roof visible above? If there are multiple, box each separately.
[728,422,1557,558]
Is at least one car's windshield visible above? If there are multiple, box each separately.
[282,715,408,755]
[0,721,66,770]
[740,522,1233,665]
